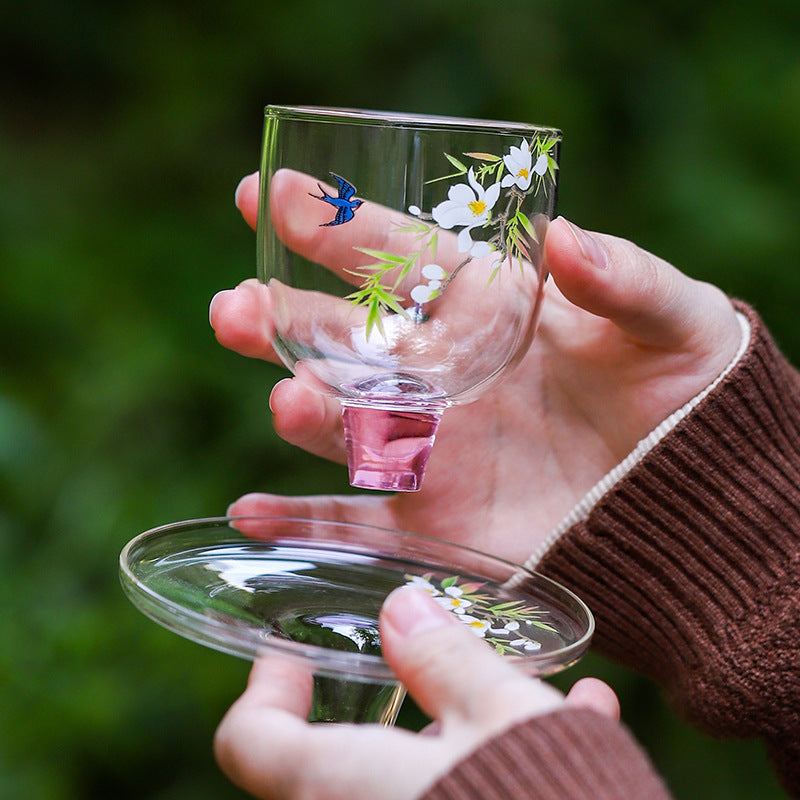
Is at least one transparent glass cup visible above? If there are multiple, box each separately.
[119,517,593,725]
[258,106,561,491]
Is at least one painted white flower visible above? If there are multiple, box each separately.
[510,638,542,651]
[410,263,447,306]
[488,620,521,637]
[501,140,548,191]
[469,240,494,258]
[457,615,490,637]
[410,284,438,304]
[431,168,501,253]
[422,263,447,281]
[469,241,504,277]
[405,575,440,596]
[485,620,542,651]
[435,586,473,614]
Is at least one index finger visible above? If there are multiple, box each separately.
[209,278,277,361]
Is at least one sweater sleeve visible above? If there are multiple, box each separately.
[421,708,673,800]
[536,303,800,797]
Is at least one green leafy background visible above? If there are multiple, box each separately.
[2,1,799,797]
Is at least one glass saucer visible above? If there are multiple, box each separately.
[120,516,593,685]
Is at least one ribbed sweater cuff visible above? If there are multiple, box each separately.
[537,303,800,793]
[421,709,672,800]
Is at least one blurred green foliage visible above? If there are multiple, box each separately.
[1,0,798,797]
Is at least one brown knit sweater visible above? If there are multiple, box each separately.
[423,303,800,800]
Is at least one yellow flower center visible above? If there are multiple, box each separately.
[468,199,486,216]
[517,167,529,179]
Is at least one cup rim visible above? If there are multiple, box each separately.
[265,104,562,138]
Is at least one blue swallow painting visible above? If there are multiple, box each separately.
[310,173,363,226]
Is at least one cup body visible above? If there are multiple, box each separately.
[257,106,561,489]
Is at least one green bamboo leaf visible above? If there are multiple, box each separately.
[457,581,486,595]
[465,151,501,162]
[344,288,371,303]
[353,247,407,264]
[444,153,468,172]
[485,640,520,656]
[394,219,434,235]
[537,136,559,155]
[347,260,406,286]
[374,290,408,318]
[489,600,534,614]
[365,302,385,341]
[514,237,532,260]
[527,620,559,633]
[425,170,466,185]
[516,211,537,241]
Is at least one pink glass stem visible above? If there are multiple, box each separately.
[341,404,443,492]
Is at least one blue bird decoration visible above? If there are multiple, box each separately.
[310,173,363,226]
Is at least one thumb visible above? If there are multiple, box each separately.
[544,216,739,352]
[379,588,563,730]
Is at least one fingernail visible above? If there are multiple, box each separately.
[383,587,455,637]
[560,217,608,269]
[268,378,291,415]
[208,290,222,325]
